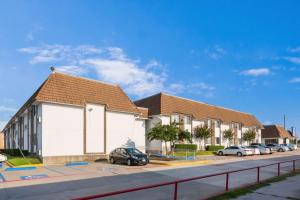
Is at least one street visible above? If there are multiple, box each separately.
[0,151,299,200]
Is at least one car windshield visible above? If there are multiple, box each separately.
[126,148,142,154]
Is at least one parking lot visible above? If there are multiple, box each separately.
[0,150,299,200]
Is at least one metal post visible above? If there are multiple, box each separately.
[186,150,187,160]
[173,182,178,200]
[278,163,280,176]
[257,167,260,183]
[293,160,296,173]
[226,173,229,192]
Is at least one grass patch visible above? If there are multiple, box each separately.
[173,151,215,157]
[207,170,300,200]
[5,155,41,166]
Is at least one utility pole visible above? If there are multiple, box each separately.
[283,114,286,129]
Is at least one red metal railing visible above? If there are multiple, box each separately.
[72,158,300,200]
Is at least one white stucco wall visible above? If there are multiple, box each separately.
[106,111,145,153]
[41,103,84,157]
[145,116,163,152]
[85,104,105,153]
[37,104,43,155]
[134,119,146,152]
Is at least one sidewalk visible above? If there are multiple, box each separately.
[236,174,300,200]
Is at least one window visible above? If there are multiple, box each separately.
[184,115,191,124]
[215,137,220,144]
[207,119,212,127]
[171,114,180,123]
[215,120,221,128]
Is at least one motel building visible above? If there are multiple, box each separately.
[135,93,262,153]
[2,72,148,164]
[2,72,263,164]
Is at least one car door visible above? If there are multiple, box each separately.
[119,148,129,163]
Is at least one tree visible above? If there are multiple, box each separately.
[193,125,211,150]
[242,129,256,145]
[223,129,234,146]
[147,122,179,154]
[177,129,193,144]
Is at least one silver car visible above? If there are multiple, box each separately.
[249,144,271,154]
[246,146,260,155]
[282,143,297,151]
[218,146,253,156]
[266,144,289,152]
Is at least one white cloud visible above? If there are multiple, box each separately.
[167,82,215,98]
[56,65,88,76]
[0,106,16,112]
[19,44,216,98]
[18,45,102,64]
[284,57,300,65]
[289,77,300,83]
[240,68,271,76]
[205,45,226,60]
[288,47,300,53]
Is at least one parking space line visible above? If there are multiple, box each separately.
[66,166,86,172]
[43,166,67,174]
[0,173,6,182]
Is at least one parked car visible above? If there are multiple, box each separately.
[109,147,149,166]
[282,143,297,151]
[249,144,271,154]
[217,146,253,156]
[266,144,289,152]
[245,146,260,155]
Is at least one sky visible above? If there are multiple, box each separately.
[0,0,300,134]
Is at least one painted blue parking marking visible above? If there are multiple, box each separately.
[20,174,48,180]
[65,162,89,167]
[5,166,37,171]
[43,166,66,174]
[0,173,6,182]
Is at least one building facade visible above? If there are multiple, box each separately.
[2,72,147,164]
[135,93,262,153]
[261,125,294,144]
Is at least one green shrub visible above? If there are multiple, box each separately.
[0,149,29,157]
[205,145,224,151]
[174,144,197,151]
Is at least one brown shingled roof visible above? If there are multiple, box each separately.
[3,72,139,131]
[262,125,294,139]
[36,72,138,113]
[135,93,262,127]
[137,107,149,118]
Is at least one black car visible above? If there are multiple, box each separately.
[109,147,149,166]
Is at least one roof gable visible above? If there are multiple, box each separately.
[262,125,294,139]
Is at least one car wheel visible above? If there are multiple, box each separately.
[127,159,132,166]
[237,152,243,157]
[218,151,224,156]
[110,157,115,164]
[279,148,284,152]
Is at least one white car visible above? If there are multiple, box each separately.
[0,154,7,162]
[217,146,253,156]
[245,146,260,155]
[249,144,271,154]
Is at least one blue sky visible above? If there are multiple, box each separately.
[1,0,300,134]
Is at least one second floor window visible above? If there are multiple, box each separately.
[171,114,180,123]
[184,115,191,124]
